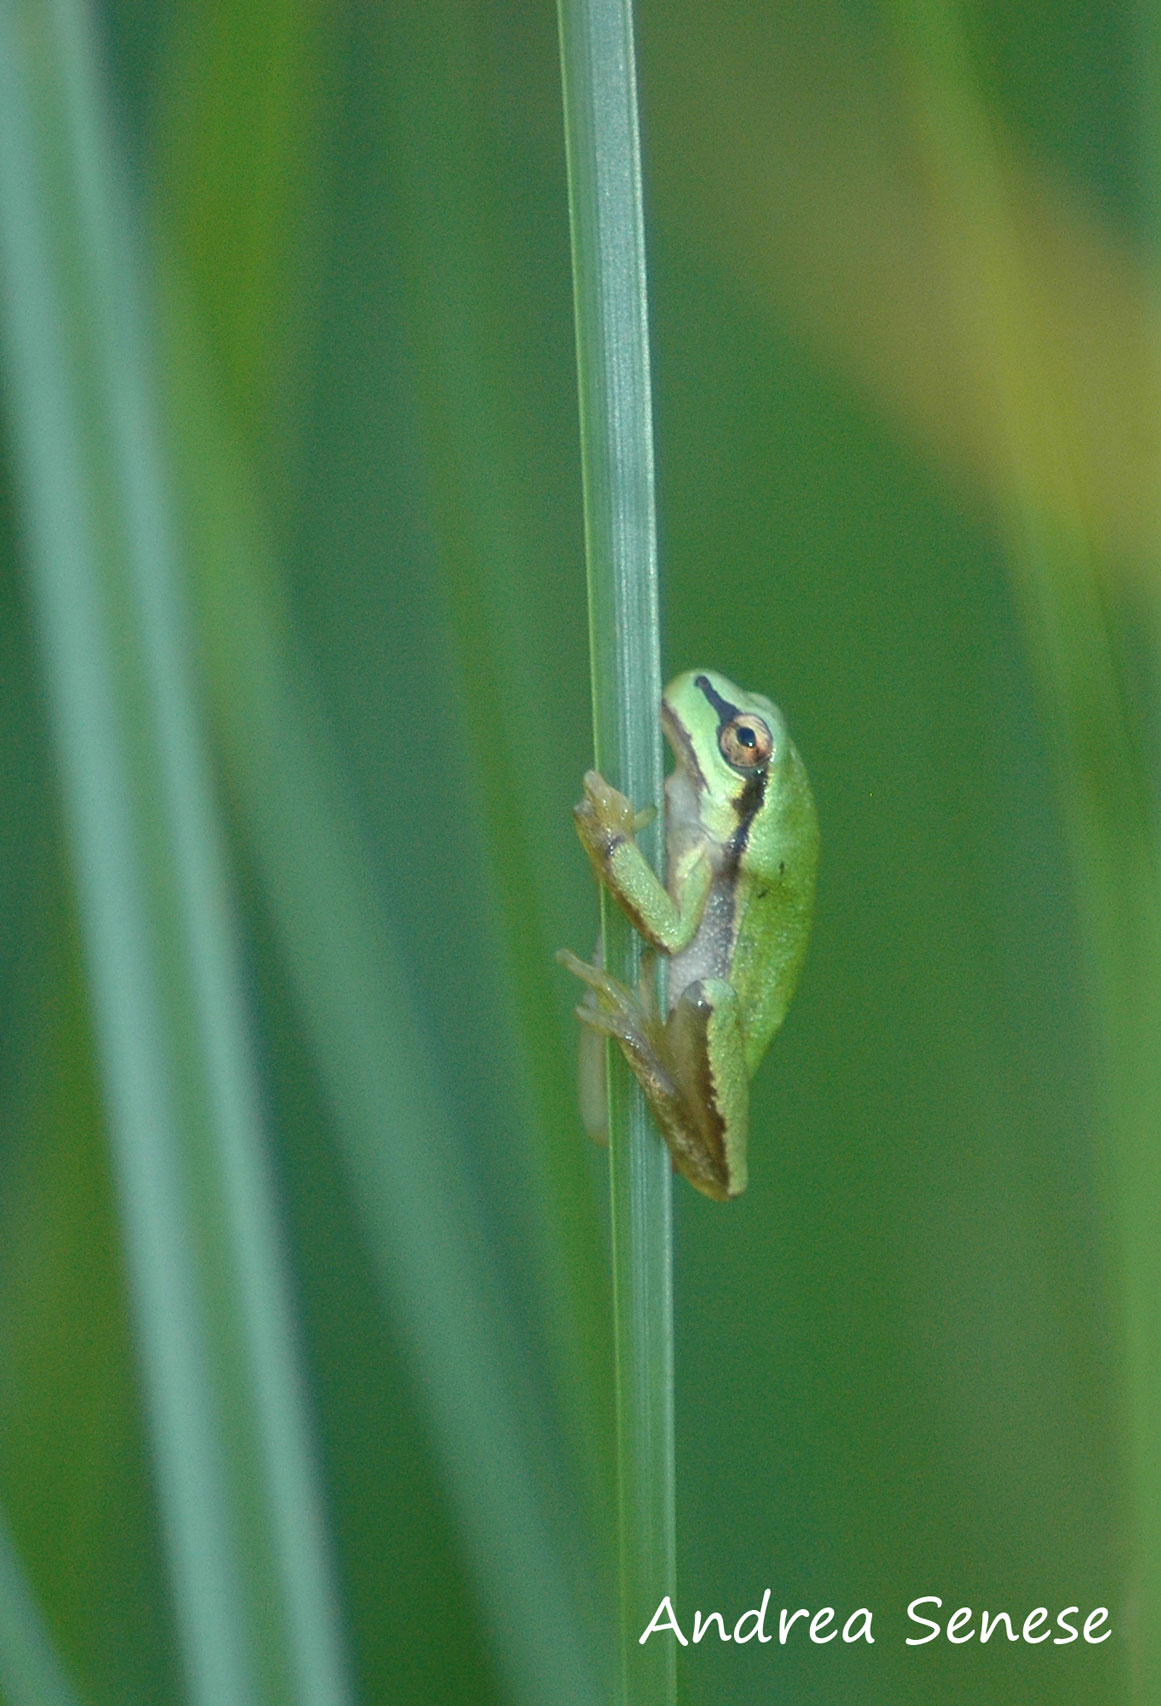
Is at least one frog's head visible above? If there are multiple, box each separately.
[662,669,787,795]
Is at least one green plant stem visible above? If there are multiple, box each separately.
[0,3,350,1703]
[557,1,676,1701]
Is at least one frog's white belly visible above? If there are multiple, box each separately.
[667,877,735,1008]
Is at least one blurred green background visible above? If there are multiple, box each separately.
[1,0,1157,1702]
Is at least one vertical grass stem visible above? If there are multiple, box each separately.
[556,2,676,1701]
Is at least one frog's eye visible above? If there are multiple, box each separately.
[719,714,773,770]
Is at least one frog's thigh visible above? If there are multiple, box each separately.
[669,977,749,1198]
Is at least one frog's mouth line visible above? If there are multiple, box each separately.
[661,699,707,791]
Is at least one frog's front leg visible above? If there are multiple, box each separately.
[557,951,749,1201]
[572,770,710,952]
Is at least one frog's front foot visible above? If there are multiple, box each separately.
[573,771,655,866]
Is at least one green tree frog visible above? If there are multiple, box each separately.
[557,669,818,1201]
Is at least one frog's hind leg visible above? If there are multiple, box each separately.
[577,1003,612,1145]
[556,951,746,1202]
[572,935,613,1144]
[666,978,748,1200]
[556,949,677,1114]
[556,946,698,1156]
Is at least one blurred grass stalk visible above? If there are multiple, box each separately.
[162,298,606,1706]
[0,2,352,1704]
[152,1,609,1698]
[556,0,675,1701]
[358,5,616,1531]
[896,2,1161,1697]
[0,1510,82,1706]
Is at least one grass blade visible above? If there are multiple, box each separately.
[556,0,675,1699]
[0,4,351,1703]
[164,328,606,1706]
[895,1,1161,1696]
[0,1510,83,1706]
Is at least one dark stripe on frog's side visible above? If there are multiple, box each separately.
[721,768,768,879]
[692,672,769,875]
[685,673,772,962]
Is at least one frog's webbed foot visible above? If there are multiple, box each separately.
[556,951,743,1201]
[555,955,664,1071]
[555,949,672,1113]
